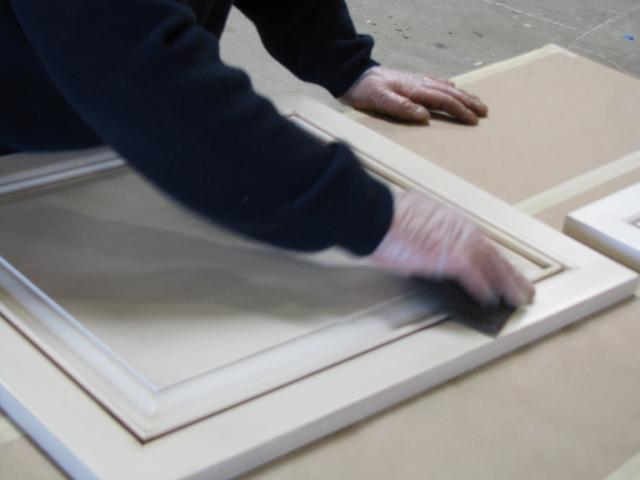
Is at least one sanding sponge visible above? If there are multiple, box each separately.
[413,277,516,337]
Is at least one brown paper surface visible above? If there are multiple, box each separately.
[0,436,65,480]
[244,53,640,480]
[247,294,640,480]
[356,53,640,203]
[534,167,640,230]
[4,51,640,480]
[6,298,640,480]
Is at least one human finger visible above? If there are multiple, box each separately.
[424,81,489,117]
[481,245,535,307]
[407,87,479,125]
[450,256,497,304]
[423,73,455,87]
[369,88,432,123]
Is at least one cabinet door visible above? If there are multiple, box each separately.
[0,147,124,195]
[565,182,640,271]
[0,95,637,480]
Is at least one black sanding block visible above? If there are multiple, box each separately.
[413,277,516,337]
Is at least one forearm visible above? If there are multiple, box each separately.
[12,0,392,254]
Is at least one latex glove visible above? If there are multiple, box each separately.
[341,66,488,125]
[372,191,535,307]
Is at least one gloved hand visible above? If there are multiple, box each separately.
[372,190,535,307]
[341,66,488,125]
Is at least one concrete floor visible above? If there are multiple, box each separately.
[220,0,640,108]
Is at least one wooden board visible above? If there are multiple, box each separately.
[565,183,640,271]
[352,49,640,204]
[244,68,640,479]
[246,287,640,480]
[534,167,640,231]
[8,287,640,480]
[0,94,636,479]
[0,435,66,480]
[607,450,640,480]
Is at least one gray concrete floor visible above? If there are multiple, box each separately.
[220,0,640,109]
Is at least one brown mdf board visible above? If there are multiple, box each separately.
[8,295,640,480]
[248,288,640,480]
[0,95,637,479]
[565,183,640,272]
[533,167,640,231]
[0,435,66,480]
[352,46,640,204]
[608,451,640,480]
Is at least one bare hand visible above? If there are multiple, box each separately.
[372,191,535,307]
[341,66,488,125]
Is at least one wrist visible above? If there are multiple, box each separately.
[337,59,380,101]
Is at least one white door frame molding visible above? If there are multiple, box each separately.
[565,182,640,271]
[0,148,125,196]
[0,95,636,480]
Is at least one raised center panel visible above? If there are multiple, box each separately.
[0,164,558,441]
[0,172,410,387]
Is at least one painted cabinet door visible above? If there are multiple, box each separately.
[0,95,637,480]
[565,182,640,271]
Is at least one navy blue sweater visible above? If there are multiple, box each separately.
[1,0,393,255]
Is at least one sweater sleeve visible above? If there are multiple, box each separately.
[235,0,378,97]
[10,0,392,255]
